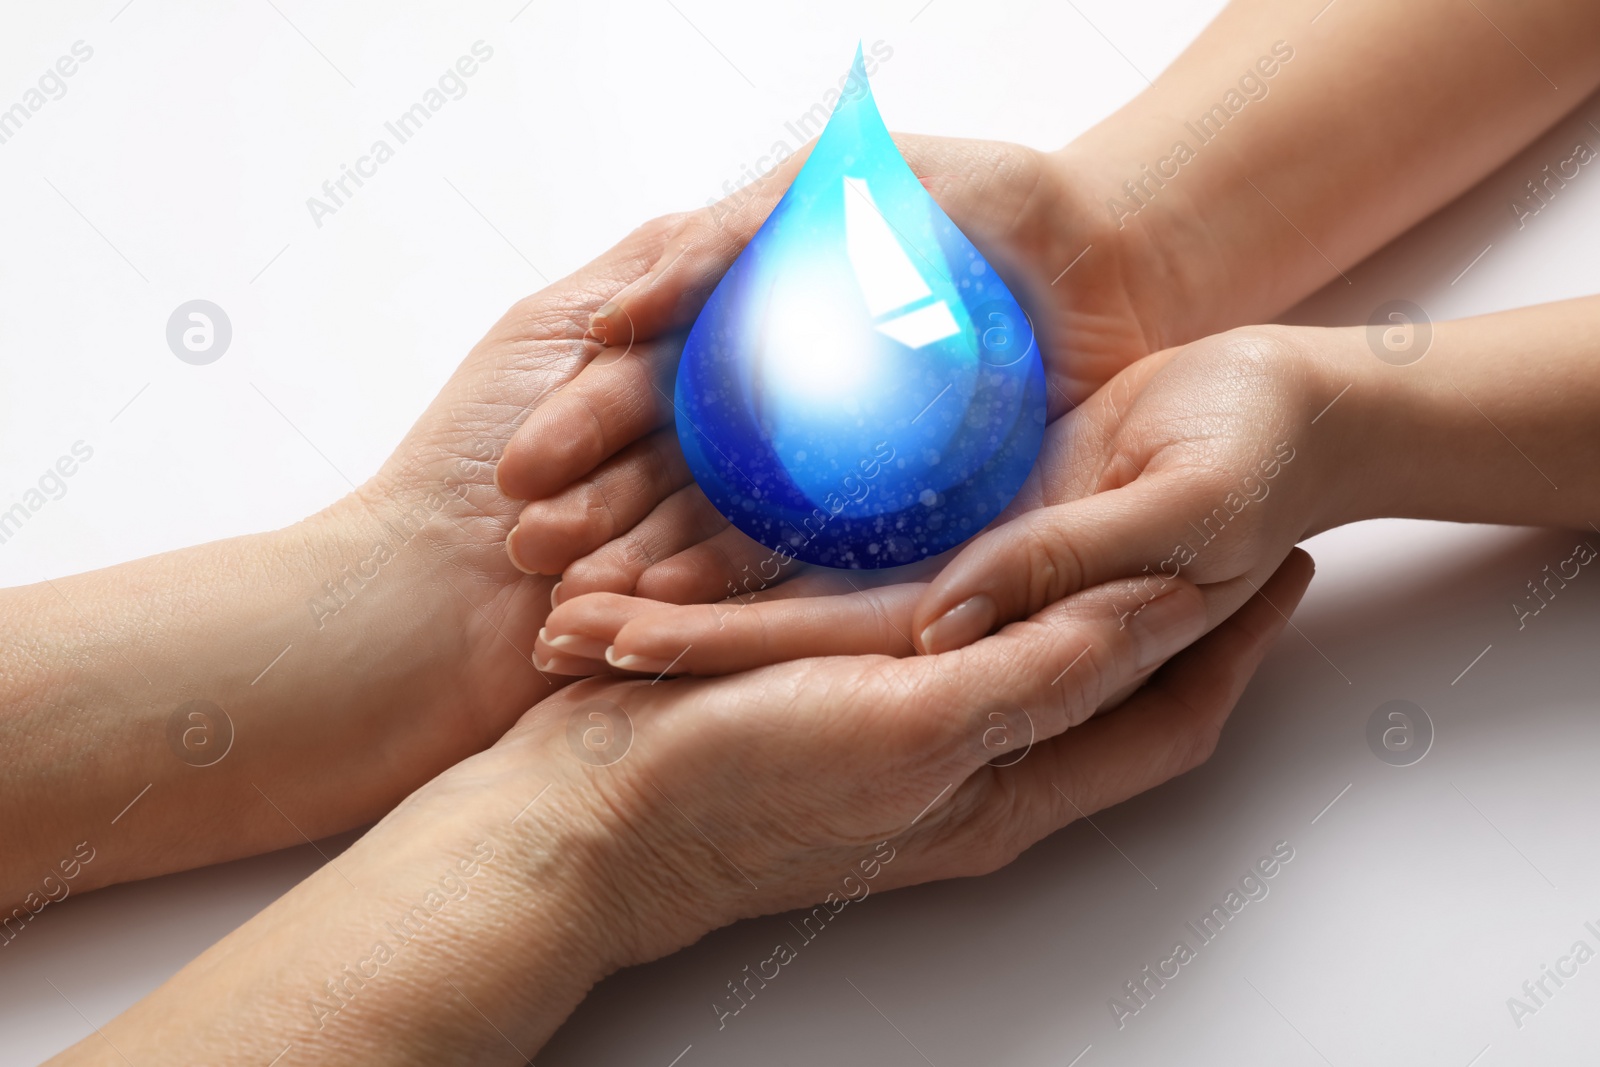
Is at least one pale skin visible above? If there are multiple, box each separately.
[6,1,1596,1062]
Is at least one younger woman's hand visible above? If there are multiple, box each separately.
[913,325,1350,653]
[532,575,929,677]
[532,325,1349,677]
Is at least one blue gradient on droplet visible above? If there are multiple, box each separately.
[674,46,1048,569]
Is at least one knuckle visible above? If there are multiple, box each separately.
[641,210,690,239]
[639,435,677,493]
[1172,695,1227,774]
[1052,631,1119,728]
[1018,519,1082,610]
[573,391,611,460]
[612,530,662,574]
[585,478,620,542]
[535,394,606,477]
[950,779,1028,876]
[872,661,959,757]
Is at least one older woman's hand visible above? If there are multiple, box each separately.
[492,132,1171,587]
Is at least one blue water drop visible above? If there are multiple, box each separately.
[675,46,1048,569]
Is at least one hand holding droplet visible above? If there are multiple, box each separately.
[499,49,1155,589]
[533,326,1332,677]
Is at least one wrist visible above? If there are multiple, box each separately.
[1282,325,1401,532]
[454,719,729,977]
[75,754,618,1065]
[1048,138,1219,356]
[341,749,623,1059]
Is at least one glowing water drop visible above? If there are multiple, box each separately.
[675,46,1048,569]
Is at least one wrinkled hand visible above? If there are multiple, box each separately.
[485,548,1314,972]
[493,134,1168,595]
[342,212,686,749]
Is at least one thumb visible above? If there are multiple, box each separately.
[912,468,1260,654]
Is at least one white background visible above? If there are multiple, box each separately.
[4,0,1600,1063]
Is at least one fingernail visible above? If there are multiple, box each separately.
[506,525,537,575]
[919,594,998,654]
[585,304,615,344]
[550,580,564,609]
[533,650,593,676]
[545,631,610,659]
[1127,589,1207,671]
[604,645,675,674]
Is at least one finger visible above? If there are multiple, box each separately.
[1074,569,1264,719]
[635,526,798,605]
[560,485,730,599]
[539,592,675,665]
[529,639,612,678]
[601,583,925,675]
[884,572,1215,767]
[479,212,686,355]
[455,211,689,455]
[976,549,1315,853]
[636,524,951,607]
[587,150,812,343]
[507,430,692,575]
[495,336,680,502]
[912,469,1272,654]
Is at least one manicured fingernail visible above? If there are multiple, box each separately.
[1128,589,1207,671]
[545,631,610,659]
[919,594,998,654]
[506,525,537,575]
[550,580,564,609]
[533,650,594,676]
[604,645,675,674]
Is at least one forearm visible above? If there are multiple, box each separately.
[47,745,617,1066]
[0,495,489,904]
[1308,295,1600,530]
[1057,0,1600,348]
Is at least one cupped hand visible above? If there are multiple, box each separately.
[494,133,1176,591]
[908,326,1344,654]
[532,326,1338,677]
[486,549,1313,972]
